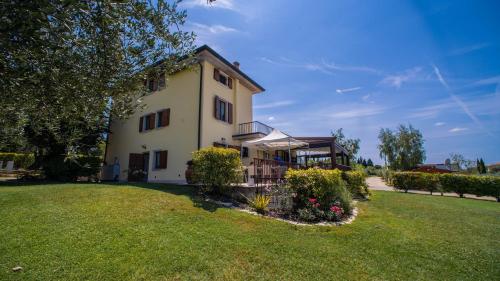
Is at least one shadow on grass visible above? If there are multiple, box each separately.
[114,182,223,213]
[0,180,224,212]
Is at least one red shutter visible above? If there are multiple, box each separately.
[160,150,168,169]
[214,96,220,120]
[213,68,220,82]
[228,77,233,89]
[228,102,233,124]
[161,109,170,126]
[148,114,155,130]
[139,116,144,132]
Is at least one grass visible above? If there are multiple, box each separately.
[0,183,499,281]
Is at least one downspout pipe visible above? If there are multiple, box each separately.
[197,62,203,150]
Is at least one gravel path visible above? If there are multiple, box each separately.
[365,176,497,202]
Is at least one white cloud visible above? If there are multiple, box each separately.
[336,87,361,94]
[191,22,238,34]
[328,106,386,119]
[409,94,500,120]
[449,127,468,133]
[449,43,490,56]
[254,100,295,109]
[434,122,445,127]
[260,57,380,76]
[381,67,422,88]
[473,75,500,86]
[181,0,238,12]
[268,116,275,121]
[362,94,370,101]
[432,64,489,134]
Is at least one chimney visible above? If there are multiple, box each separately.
[233,61,240,69]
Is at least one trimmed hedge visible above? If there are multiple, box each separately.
[391,172,500,201]
[0,153,35,169]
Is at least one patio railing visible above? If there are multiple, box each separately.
[236,121,273,136]
[253,158,300,185]
[252,158,352,186]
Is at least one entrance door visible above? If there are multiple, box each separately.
[128,153,149,182]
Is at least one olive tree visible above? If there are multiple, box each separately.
[0,0,196,178]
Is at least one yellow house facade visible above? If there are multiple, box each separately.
[104,45,266,183]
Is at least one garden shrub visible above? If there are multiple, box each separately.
[378,169,394,185]
[476,176,500,202]
[439,174,471,198]
[0,153,35,169]
[42,155,101,181]
[392,172,422,193]
[419,173,440,194]
[285,168,352,222]
[192,147,243,194]
[342,170,370,198]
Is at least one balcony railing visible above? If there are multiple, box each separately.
[235,121,273,136]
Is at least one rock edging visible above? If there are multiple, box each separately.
[205,198,359,226]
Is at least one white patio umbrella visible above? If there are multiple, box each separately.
[243,129,308,163]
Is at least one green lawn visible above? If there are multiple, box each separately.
[0,183,499,281]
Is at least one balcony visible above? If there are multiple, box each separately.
[233,121,273,140]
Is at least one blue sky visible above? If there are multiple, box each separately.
[180,0,500,164]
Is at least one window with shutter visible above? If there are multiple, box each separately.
[219,99,226,121]
[228,77,233,89]
[158,73,166,89]
[214,96,220,119]
[213,68,220,81]
[148,79,155,92]
[139,116,144,132]
[154,150,168,169]
[157,109,170,127]
[228,102,233,124]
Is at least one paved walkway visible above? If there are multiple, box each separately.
[366,176,497,202]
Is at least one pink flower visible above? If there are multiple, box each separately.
[308,198,317,203]
[313,203,320,208]
[330,206,343,214]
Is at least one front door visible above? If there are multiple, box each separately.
[128,153,149,182]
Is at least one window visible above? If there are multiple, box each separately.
[154,150,168,169]
[213,68,233,89]
[139,113,156,132]
[219,99,226,121]
[156,109,170,128]
[214,96,233,124]
[242,147,249,158]
[145,72,165,92]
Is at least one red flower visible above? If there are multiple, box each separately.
[308,198,317,203]
[330,206,343,213]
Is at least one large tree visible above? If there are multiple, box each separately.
[331,128,360,162]
[0,1,195,178]
[378,124,426,170]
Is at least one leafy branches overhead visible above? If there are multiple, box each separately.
[378,124,426,170]
[331,128,360,161]
[0,1,196,176]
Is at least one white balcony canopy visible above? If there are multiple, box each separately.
[243,129,308,150]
